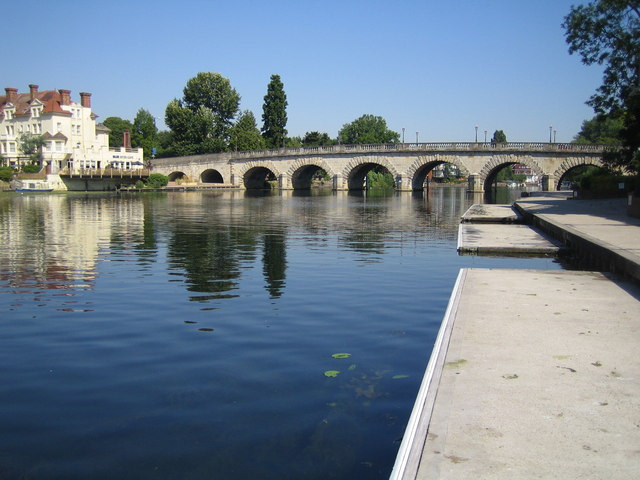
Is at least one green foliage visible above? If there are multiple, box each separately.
[135,180,145,189]
[563,1,640,173]
[132,108,157,158]
[366,168,395,189]
[302,131,335,147]
[324,370,340,378]
[285,136,302,148]
[261,74,288,148]
[331,353,351,359]
[229,110,265,151]
[338,114,400,144]
[21,164,41,173]
[165,72,240,155]
[103,117,133,148]
[491,130,507,143]
[573,114,624,144]
[0,166,14,182]
[18,134,45,163]
[578,173,638,196]
[146,173,169,188]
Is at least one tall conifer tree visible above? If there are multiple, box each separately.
[261,75,288,148]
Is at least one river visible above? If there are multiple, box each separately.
[0,187,562,479]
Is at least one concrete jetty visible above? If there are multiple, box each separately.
[391,196,640,480]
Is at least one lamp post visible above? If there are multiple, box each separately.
[549,125,553,143]
[475,125,478,142]
[484,130,487,143]
[402,127,405,144]
[416,131,419,144]
[554,130,557,143]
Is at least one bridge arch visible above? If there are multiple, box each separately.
[168,171,188,182]
[553,156,604,190]
[407,155,471,190]
[286,158,336,190]
[235,161,281,189]
[343,156,399,190]
[200,168,225,184]
[480,155,544,191]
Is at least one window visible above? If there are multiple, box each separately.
[57,122,62,132]
[55,141,62,152]
[31,107,40,117]
[45,142,51,152]
[9,142,16,153]
[4,110,12,120]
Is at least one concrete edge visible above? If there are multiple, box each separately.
[514,202,640,282]
[389,268,467,480]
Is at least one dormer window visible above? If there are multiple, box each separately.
[31,107,41,117]
[4,109,13,120]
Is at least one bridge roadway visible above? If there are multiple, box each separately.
[150,142,606,192]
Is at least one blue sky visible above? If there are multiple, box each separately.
[7,0,601,142]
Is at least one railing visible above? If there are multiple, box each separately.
[151,142,609,166]
[60,168,150,178]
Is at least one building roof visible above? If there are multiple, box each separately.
[0,89,71,117]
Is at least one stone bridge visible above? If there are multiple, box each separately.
[150,142,606,192]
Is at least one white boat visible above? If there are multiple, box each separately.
[14,180,53,192]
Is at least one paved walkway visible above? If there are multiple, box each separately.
[391,196,640,480]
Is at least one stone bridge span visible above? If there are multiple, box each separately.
[150,142,606,192]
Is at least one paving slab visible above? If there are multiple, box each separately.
[391,268,640,480]
[457,224,563,255]
[461,204,522,223]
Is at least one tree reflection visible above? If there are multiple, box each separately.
[263,231,287,298]
[167,226,242,295]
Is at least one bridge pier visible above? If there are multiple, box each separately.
[542,174,556,192]
[333,174,347,191]
[467,174,484,193]
[279,173,292,190]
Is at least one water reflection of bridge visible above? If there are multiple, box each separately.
[151,142,606,192]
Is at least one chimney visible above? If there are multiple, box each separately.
[80,92,91,108]
[123,130,132,149]
[59,89,71,106]
[29,84,39,101]
[5,87,18,104]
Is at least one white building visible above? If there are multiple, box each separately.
[0,84,143,172]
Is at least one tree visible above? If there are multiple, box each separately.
[18,133,45,164]
[302,131,335,147]
[103,117,133,148]
[573,114,624,144]
[563,1,640,173]
[491,130,507,143]
[165,72,240,155]
[337,114,400,144]
[229,110,265,151]
[261,74,288,148]
[132,108,158,159]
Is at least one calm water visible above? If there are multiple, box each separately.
[0,187,562,480]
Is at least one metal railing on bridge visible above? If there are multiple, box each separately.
[59,168,150,178]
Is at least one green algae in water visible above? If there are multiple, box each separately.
[332,353,351,359]
[392,374,409,379]
[324,370,340,377]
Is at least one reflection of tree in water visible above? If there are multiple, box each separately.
[262,231,287,298]
[167,225,242,295]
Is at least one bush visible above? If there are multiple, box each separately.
[135,180,145,189]
[578,174,638,197]
[21,164,41,174]
[0,166,14,182]
[146,173,169,189]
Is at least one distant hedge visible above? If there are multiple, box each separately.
[579,174,638,197]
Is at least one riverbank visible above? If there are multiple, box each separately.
[391,195,640,480]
